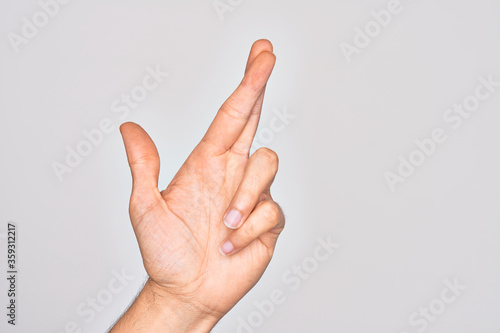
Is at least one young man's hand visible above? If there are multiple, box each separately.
[110,40,285,332]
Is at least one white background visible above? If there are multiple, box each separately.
[1,0,499,332]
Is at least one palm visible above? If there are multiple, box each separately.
[130,147,273,314]
[120,40,284,318]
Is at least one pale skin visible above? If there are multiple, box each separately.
[110,40,285,332]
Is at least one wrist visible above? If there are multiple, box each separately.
[146,278,222,331]
[111,278,221,332]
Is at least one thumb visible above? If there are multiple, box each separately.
[120,122,160,194]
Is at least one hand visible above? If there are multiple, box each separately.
[111,40,285,332]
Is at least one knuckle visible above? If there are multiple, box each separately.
[238,185,259,204]
[255,147,279,172]
[129,153,158,167]
[260,201,281,223]
[240,75,261,94]
[221,98,247,121]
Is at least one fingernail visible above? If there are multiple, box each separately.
[224,209,242,229]
[220,241,234,255]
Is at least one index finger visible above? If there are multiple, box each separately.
[201,51,276,154]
